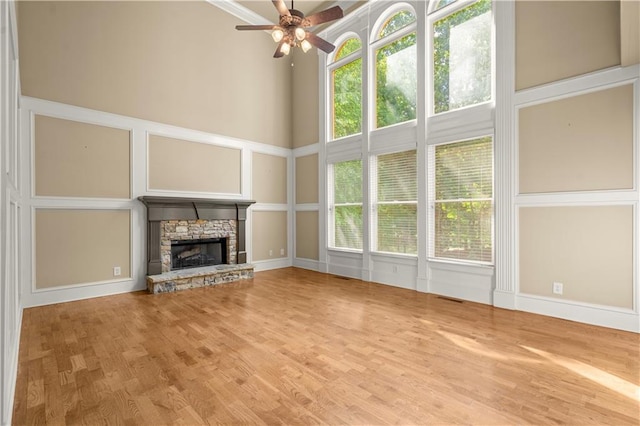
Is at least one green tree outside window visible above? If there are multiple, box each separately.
[376,10,417,129]
[332,38,362,139]
[433,0,492,114]
[433,137,493,263]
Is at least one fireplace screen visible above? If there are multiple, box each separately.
[170,238,227,270]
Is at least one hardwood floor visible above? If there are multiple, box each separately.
[12,267,640,425]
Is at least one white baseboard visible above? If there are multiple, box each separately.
[327,264,362,280]
[370,271,416,290]
[517,293,639,333]
[493,290,516,310]
[292,258,320,271]
[253,258,293,272]
[416,277,429,293]
[429,280,493,305]
[23,279,146,309]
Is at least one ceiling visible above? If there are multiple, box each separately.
[237,1,330,22]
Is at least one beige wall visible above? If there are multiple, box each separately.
[252,152,287,204]
[292,49,320,148]
[35,115,130,199]
[516,0,620,90]
[519,85,634,193]
[148,135,241,194]
[35,209,131,289]
[296,211,319,260]
[17,1,292,148]
[252,211,288,261]
[621,0,640,66]
[519,206,633,309]
[295,154,319,204]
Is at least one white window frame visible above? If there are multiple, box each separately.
[328,158,364,252]
[319,0,496,274]
[371,148,418,256]
[425,0,496,267]
[427,135,494,265]
[370,4,418,132]
[426,0,495,118]
[327,33,363,143]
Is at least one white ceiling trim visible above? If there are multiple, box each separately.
[206,0,272,25]
[208,0,365,26]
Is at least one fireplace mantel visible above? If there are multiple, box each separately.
[138,196,255,275]
[138,196,255,222]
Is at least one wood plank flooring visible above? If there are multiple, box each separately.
[12,267,640,425]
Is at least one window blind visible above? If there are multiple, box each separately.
[332,160,363,250]
[375,150,417,254]
[429,137,493,263]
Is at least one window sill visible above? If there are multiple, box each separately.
[427,258,494,276]
[328,248,363,256]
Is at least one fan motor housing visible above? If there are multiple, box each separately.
[280,9,305,27]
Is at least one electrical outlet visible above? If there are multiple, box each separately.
[552,282,563,295]
[269,249,273,256]
[280,248,285,256]
[392,265,398,273]
[113,266,121,277]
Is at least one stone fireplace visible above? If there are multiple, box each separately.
[161,219,236,272]
[139,196,255,293]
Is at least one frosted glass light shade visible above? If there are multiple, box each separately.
[295,27,306,41]
[281,42,291,55]
[301,40,312,52]
[272,29,284,42]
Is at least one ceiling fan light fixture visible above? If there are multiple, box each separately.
[236,0,343,58]
[271,28,284,43]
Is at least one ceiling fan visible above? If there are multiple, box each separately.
[236,0,343,58]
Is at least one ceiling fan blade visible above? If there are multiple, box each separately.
[236,25,277,31]
[303,6,343,27]
[304,32,335,54]
[273,40,286,58]
[272,0,291,17]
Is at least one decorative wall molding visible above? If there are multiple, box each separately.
[247,203,289,212]
[295,203,320,211]
[514,65,640,107]
[293,143,319,158]
[19,96,295,310]
[493,0,517,307]
[1,0,22,423]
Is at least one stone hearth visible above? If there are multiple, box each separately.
[146,264,254,294]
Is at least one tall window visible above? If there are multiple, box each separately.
[323,1,495,267]
[374,150,417,254]
[331,37,362,139]
[429,137,493,263]
[374,9,417,128]
[330,160,363,250]
[432,0,492,114]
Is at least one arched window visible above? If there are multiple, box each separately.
[373,8,417,129]
[430,0,492,114]
[329,36,362,140]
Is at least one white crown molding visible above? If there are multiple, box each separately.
[209,0,366,26]
[205,0,272,25]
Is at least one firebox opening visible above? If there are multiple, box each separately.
[170,238,227,271]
